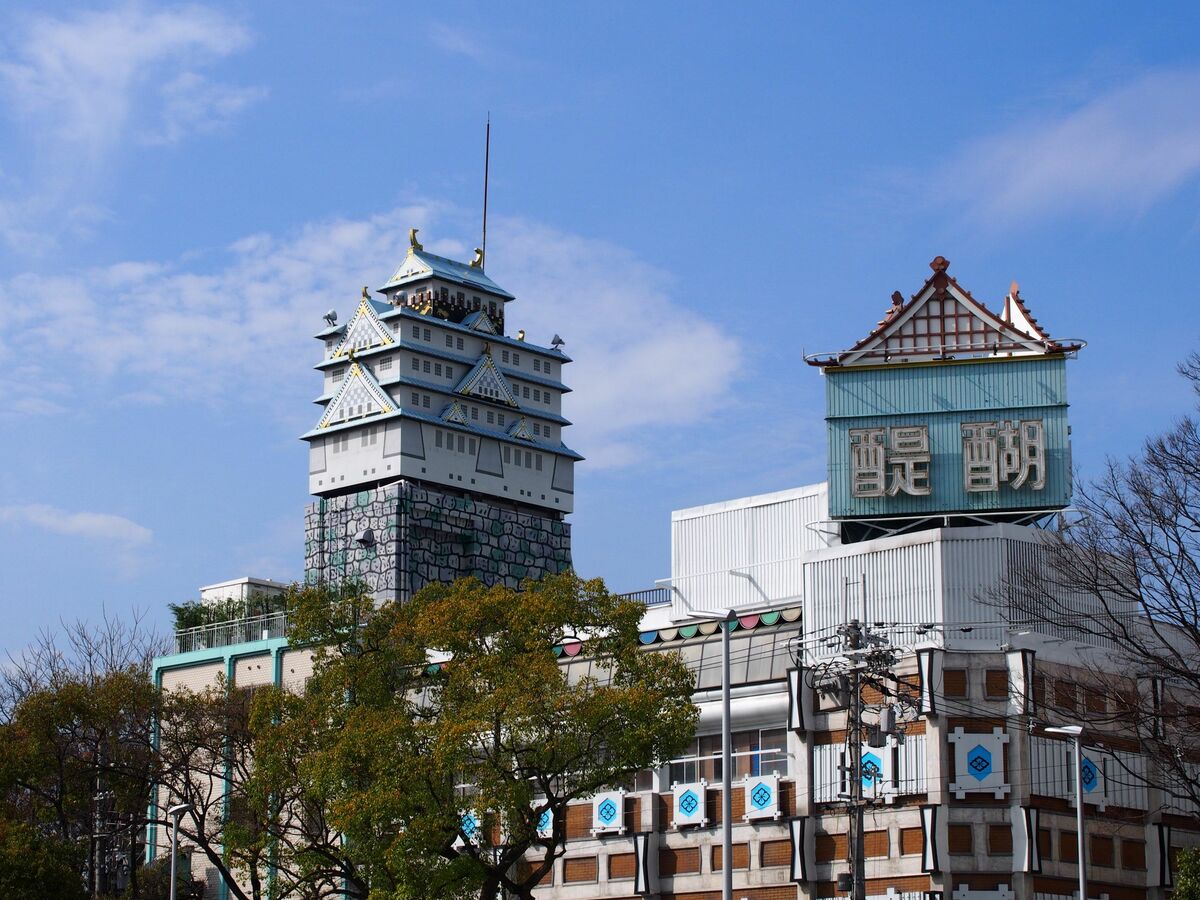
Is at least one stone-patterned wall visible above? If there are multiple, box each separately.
[304,480,571,600]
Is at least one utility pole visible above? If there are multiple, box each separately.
[843,615,866,900]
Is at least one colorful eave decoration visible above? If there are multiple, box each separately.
[415,606,802,676]
[806,256,1084,368]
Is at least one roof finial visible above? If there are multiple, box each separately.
[890,291,904,308]
[408,228,423,252]
[516,329,525,341]
[361,285,370,301]
[470,247,484,269]
[929,255,950,273]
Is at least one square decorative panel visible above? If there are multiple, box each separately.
[949,727,1010,799]
[590,789,626,835]
[742,772,781,821]
[672,780,709,829]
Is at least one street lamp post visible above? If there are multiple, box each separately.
[166,803,193,900]
[1046,726,1086,900]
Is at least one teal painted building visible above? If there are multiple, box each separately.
[809,256,1082,525]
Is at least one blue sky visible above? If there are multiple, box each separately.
[2,2,1200,656]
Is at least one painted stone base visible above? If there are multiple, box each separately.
[304,481,572,601]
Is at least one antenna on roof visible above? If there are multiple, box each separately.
[480,113,491,271]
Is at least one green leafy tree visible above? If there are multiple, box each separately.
[241,573,697,900]
[1177,847,1200,900]
[0,819,86,900]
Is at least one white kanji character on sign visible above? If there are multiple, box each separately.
[962,419,1045,492]
[886,425,931,496]
[849,428,886,498]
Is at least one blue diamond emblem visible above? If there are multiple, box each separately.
[461,813,478,838]
[538,809,551,832]
[598,798,618,824]
[750,782,773,810]
[861,751,883,788]
[967,745,992,781]
[1081,758,1099,792]
[678,789,699,817]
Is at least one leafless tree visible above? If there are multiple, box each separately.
[1006,353,1200,813]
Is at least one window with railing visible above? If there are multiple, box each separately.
[668,728,788,784]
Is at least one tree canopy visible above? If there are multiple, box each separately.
[237,572,698,899]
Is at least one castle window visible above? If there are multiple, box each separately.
[412,357,419,370]
[501,350,510,363]
[423,361,431,374]
[332,368,345,383]
[532,423,540,435]
[533,359,541,372]
[456,291,464,301]
[412,325,420,338]
[456,337,464,350]
[545,363,554,378]
[544,393,551,405]
[423,395,430,408]
[524,451,532,467]
[503,446,511,463]
[411,392,419,405]
[457,435,465,453]
[523,386,530,399]
[445,334,453,347]
[434,363,442,377]
[446,367,454,379]
[379,357,392,372]
[535,454,543,471]
[533,389,541,402]
[498,414,505,427]
[471,407,478,420]
[487,411,495,424]
[512,353,520,366]
[469,438,476,454]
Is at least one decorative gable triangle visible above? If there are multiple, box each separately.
[508,417,535,441]
[836,257,1061,366]
[456,353,517,406]
[318,361,395,428]
[463,310,498,335]
[441,401,469,425]
[333,297,394,357]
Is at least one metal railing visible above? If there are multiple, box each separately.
[620,587,673,607]
[171,586,674,654]
[173,610,289,654]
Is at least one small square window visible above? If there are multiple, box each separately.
[469,438,476,454]
[456,337,464,350]
[501,350,510,363]
[524,450,532,467]
[503,446,511,462]
[423,361,431,373]
[457,435,465,452]
[332,368,345,383]
[411,358,419,371]
[423,395,430,408]
[411,325,420,338]
[379,356,392,371]
[434,363,442,376]
[411,392,419,405]
[513,353,520,366]
[471,407,478,420]
[445,335,453,347]
[446,367,454,379]
[545,363,553,377]
[533,359,541,372]
[435,431,443,448]
[423,328,431,341]
[487,411,495,424]
[535,454,543,471]
[523,386,530,399]
[533,389,541,402]
[498,414,505,427]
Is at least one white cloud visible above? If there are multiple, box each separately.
[0,4,263,250]
[0,206,742,468]
[940,68,1200,222]
[0,503,152,546]
[427,23,493,65]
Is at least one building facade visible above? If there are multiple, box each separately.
[151,256,1197,900]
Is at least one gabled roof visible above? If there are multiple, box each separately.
[441,401,469,425]
[461,310,499,334]
[507,417,535,441]
[379,246,515,300]
[316,361,395,429]
[808,256,1081,368]
[455,352,519,407]
[331,294,394,358]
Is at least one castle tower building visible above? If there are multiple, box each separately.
[301,231,582,599]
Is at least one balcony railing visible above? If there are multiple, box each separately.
[171,587,674,655]
[173,610,289,654]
